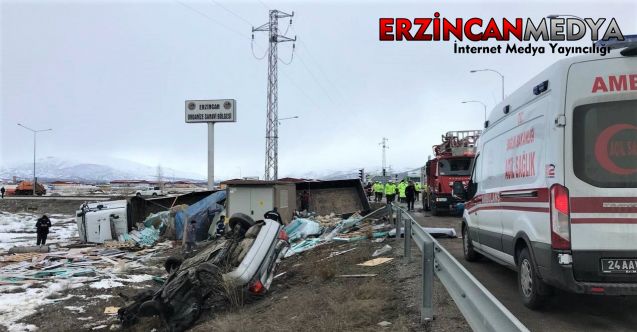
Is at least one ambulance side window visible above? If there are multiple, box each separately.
[472,154,482,183]
[468,154,481,198]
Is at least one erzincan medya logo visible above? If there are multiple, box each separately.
[379,12,625,56]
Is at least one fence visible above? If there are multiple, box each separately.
[391,204,529,332]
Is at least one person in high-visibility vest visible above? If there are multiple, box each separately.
[398,179,408,203]
[384,180,397,203]
[373,181,384,202]
[414,182,422,201]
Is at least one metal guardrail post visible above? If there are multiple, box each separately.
[404,217,412,261]
[396,209,402,242]
[422,238,434,321]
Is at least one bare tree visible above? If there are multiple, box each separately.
[157,165,165,191]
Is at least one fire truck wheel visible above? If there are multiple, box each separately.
[431,200,440,216]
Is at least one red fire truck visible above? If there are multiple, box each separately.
[423,130,481,215]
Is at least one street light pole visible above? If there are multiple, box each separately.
[470,69,505,101]
[17,124,52,195]
[461,101,487,123]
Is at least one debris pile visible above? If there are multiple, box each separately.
[284,207,395,257]
[0,244,164,286]
[0,240,167,329]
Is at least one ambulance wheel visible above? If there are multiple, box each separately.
[462,223,480,262]
[518,247,551,309]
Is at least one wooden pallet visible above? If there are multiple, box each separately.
[0,252,41,262]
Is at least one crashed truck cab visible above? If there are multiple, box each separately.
[75,200,129,243]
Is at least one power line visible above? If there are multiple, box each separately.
[257,0,271,11]
[295,50,335,103]
[294,33,345,101]
[251,40,267,60]
[279,44,295,65]
[173,0,252,41]
[208,0,253,26]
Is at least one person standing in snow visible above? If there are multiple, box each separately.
[36,215,52,246]
[1,186,5,198]
[184,219,197,253]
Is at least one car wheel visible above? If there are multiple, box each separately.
[152,193,157,196]
[518,247,551,309]
[164,256,183,273]
[229,213,256,233]
[136,192,142,197]
[462,224,480,261]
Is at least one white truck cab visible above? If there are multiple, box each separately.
[461,39,637,309]
[75,200,129,243]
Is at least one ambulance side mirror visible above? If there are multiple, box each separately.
[466,180,477,200]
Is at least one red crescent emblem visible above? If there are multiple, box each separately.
[594,123,637,176]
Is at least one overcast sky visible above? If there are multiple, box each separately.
[1,0,635,179]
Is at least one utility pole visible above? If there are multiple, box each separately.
[253,10,296,181]
[379,137,389,176]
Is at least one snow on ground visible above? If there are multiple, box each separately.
[0,273,155,331]
[0,278,83,332]
[0,212,78,252]
[0,212,157,331]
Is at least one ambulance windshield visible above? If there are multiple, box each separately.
[573,100,637,188]
[438,158,472,176]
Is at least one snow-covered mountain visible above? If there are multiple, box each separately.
[288,166,419,181]
[0,156,204,182]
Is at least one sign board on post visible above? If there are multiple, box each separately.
[185,99,237,191]
[185,99,236,123]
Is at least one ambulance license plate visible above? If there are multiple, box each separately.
[601,259,637,273]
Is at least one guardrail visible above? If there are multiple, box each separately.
[391,204,529,332]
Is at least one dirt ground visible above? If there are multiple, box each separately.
[192,238,470,332]
[13,230,470,332]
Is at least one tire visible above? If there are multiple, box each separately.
[462,224,480,262]
[431,199,440,216]
[164,256,183,273]
[517,247,551,309]
[138,300,161,317]
[152,193,158,197]
[228,213,256,232]
[136,192,142,197]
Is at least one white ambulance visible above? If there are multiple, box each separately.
[461,39,637,309]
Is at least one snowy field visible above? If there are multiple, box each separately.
[0,212,160,331]
[0,212,78,252]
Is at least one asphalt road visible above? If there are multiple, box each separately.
[407,207,637,332]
